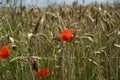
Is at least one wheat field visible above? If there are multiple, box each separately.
[0,1,120,80]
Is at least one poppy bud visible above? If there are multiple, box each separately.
[31,59,38,71]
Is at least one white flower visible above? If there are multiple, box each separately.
[117,31,120,36]
[9,37,14,43]
[98,7,102,11]
[104,10,107,14]
[27,33,33,39]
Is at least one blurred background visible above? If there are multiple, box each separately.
[0,0,120,7]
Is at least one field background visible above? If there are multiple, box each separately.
[0,1,120,80]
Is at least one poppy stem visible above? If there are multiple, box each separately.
[70,50,75,80]
[62,49,65,80]
[61,42,65,80]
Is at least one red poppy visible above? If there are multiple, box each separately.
[59,29,72,41]
[0,46,10,59]
[35,68,49,78]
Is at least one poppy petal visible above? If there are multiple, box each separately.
[35,68,49,78]
[0,46,10,59]
[58,29,72,41]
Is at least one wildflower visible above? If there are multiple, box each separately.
[98,6,102,11]
[58,29,72,41]
[117,31,120,36]
[35,68,49,78]
[9,37,15,43]
[0,46,10,58]
[27,33,33,39]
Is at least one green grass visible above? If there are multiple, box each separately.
[0,2,120,80]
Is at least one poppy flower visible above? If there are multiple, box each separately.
[0,46,10,59]
[59,29,72,41]
[35,68,49,78]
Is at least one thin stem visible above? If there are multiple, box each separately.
[61,42,65,80]
[116,28,120,80]
[62,47,65,80]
